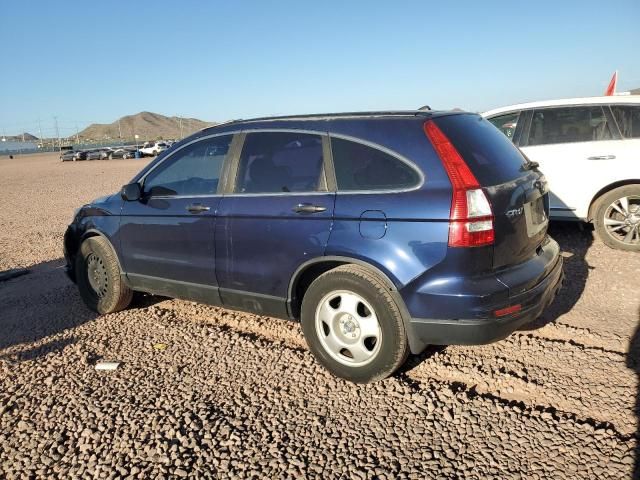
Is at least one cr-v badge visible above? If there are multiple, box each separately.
[506,207,524,218]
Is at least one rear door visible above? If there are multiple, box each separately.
[119,134,235,303]
[215,130,334,317]
[519,105,618,219]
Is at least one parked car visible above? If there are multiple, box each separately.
[140,141,169,157]
[74,150,88,161]
[64,110,563,383]
[85,149,109,161]
[483,96,640,251]
[108,148,136,159]
[60,150,77,162]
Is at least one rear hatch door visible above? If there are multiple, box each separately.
[434,113,551,272]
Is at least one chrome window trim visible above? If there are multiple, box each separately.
[145,194,224,200]
[138,130,241,188]
[223,191,333,198]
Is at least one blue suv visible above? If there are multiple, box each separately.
[64,111,563,383]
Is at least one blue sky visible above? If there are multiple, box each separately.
[1,0,638,137]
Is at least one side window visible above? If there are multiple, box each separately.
[331,137,421,191]
[611,105,640,139]
[487,112,520,141]
[143,135,231,196]
[527,106,612,146]
[235,132,324,193]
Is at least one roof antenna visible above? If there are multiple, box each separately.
[418,105,431,111]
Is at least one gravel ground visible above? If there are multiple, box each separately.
[1,153,638,479]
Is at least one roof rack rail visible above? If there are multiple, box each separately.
[198,118,242,131]
[197,110,440,132]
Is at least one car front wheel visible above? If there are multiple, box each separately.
[75,236,133,314]
[301,265,409,383]
[593,185,640,252]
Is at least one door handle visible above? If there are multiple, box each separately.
[292,203,327,214]
[587,155,616,160]
[186,204,211,213]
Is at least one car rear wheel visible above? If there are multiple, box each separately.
[300,265,408,383]
[593,185,640,252]
[75,236,133,314]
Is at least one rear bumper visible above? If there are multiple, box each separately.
[405,238,564,349]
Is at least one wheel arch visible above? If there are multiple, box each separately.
[587,179,640,221]
[288,257,400,315]
[287,256,425,355]
[78,229,126,274]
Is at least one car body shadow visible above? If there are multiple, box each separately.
[0,258,168,364]
[519,220,594,331]
[628,309,640,479]
[0,258,98,362]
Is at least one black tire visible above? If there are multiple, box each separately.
[300,264,409,383]
[75,236,133,314]
[592,185,640,252]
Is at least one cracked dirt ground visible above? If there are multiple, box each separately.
[1,153,638,479]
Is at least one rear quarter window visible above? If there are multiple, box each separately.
[434,114,527,186]
[331,137,421,191]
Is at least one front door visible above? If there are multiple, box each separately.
[119,134,235,303]
[216,130,334,317]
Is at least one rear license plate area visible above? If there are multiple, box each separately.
[524,195,548,237]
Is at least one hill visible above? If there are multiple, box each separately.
[77,112,214,141]
[2,133,38,142]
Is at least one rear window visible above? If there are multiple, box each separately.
[434,114,527,186]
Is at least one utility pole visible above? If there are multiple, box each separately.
[179,117,183,139]
[54,116,60,151]
[38,118,43,148]
[118,119,122,142]
[75,124,80,144]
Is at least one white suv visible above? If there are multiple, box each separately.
[140,141,169,157]
[483,96,640,251]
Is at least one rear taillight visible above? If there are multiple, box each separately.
[424,120,494,247]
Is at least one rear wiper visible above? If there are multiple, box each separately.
[521,152,539,170]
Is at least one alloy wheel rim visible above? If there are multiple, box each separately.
[315,290,382,367]
[86,253,108,298]
[604,195,640,245]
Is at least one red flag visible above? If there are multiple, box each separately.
[604,71,617,96]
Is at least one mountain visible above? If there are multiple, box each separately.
[2,133,38,141]
[76,112,214,141]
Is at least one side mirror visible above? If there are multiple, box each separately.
[121,183,142,201]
